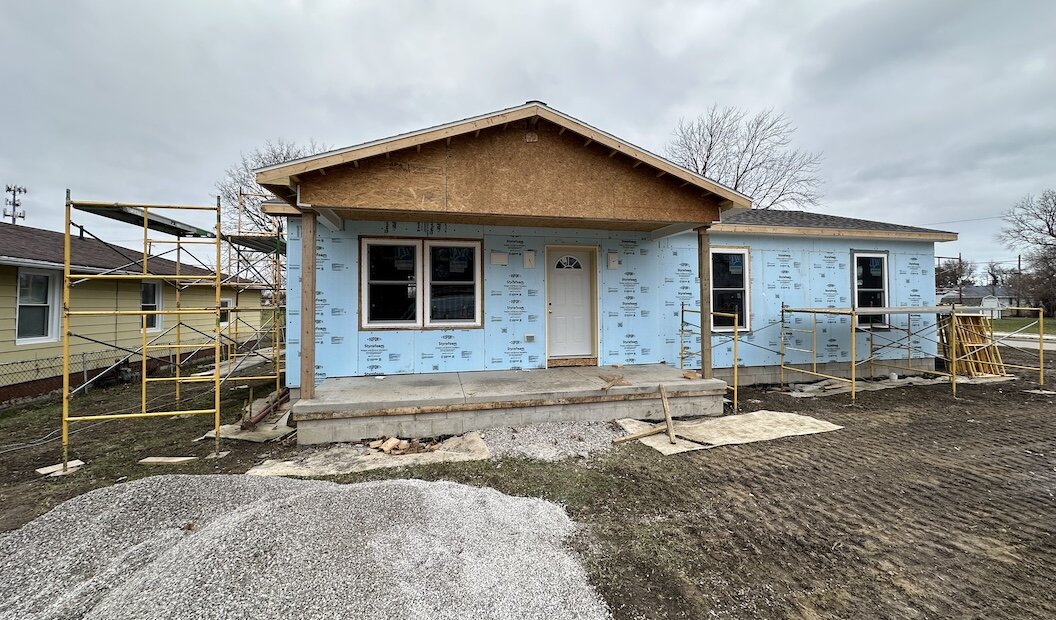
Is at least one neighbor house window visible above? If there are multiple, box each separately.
[219,298,233,326]
[711,248,749,331]
[853,252,888,327]
[16,268,58,343]
[361,238,482,328]
[141,282,161,330]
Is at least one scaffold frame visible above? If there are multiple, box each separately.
[60,190,286,472]
[778,304,1045,401]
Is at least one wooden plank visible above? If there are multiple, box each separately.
[697,226,713,379]
[300,212,317,399]
[659,384,676,444]
[613,425,667,444]
[709,222,957,242]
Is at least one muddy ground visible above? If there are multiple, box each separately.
[2,349,1055,619]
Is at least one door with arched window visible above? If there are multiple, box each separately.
[546,248,595,359]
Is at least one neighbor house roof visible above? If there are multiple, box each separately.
[0,222,215,276]
[711,209,957,242]
[940,285,1014,300]
[255,100,751,210]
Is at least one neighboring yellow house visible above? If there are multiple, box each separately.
[0,222,264,402]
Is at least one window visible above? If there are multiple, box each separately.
[853,253,888,327]
[141,282,161,330]
[16,268,58,343]
[219,298,233,326]
[711,249,749,331]
[361,238,482,328]
[555,255,582,269]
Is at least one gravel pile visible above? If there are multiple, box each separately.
[481,421,620,461]
[0,475,609,620]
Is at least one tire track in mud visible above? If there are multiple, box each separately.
[667,379,1056,619]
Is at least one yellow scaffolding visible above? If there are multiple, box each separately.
[60,190,286,472]
[679,304,740,412]
[777,305,1045,401]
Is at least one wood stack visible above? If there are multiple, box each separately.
[939,314,1007,376]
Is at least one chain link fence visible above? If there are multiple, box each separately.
[0,332,279,407]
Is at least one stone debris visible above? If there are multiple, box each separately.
[247,433,488,477]
[481,421,620,461]
[0,475,611,620]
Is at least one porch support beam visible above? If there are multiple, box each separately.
[300,211,317,399]
[697,225,713,379]
[315,207,343,232]
[650,222,704,241]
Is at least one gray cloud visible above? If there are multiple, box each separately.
[1,0,1054,266]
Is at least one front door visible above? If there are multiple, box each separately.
[547,249,594,358]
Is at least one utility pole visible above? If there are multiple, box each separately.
[4,185,27,225]
[958,252,964,304]
[1017,255,1022,314]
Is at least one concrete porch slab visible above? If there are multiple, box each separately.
[291,365,728,444]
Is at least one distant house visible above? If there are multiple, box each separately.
[938,285,1015,318]
[0,222,263,402]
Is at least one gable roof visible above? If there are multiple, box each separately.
[0,222,215,276]
[255,100,751,209]
[712,209,957,242]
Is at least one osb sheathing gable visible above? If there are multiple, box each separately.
[299,122,722,228]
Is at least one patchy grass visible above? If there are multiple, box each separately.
[0,378,297,532]
[992,316,1055,335]
[2,350,1056,618]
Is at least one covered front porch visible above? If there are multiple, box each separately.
[292,364,727,444]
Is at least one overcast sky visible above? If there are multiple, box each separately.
[2,0,1054,268]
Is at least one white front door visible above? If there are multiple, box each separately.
[547,249,594,358]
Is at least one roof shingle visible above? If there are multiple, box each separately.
[719,209,954,236]
[0,222,214,276]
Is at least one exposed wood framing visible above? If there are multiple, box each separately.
[294,387,725,422]
[650,222,703,240]
[697,225,713,379]
[314,208,343,232]
[710,223,958,242]
[260,202,301,217]
[299,211,318,399]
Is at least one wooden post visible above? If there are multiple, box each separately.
[696,225,713,379]
[300,211,317,399]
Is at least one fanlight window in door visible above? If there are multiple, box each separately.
[555,256,582,270]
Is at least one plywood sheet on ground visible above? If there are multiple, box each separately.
[617,410,842,456]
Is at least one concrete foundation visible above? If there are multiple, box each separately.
[292,364,726,444]
[712,357,937,386]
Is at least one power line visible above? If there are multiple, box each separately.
[921,215,1003,226]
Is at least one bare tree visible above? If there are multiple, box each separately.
[216,138,331,233]
[935,258,976,289]
[665,105,823,209]
[999,189,1056,250]
[985,260,1008,292]
[1000,190,1056,314]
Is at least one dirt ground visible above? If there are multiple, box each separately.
[3,349,1056,619]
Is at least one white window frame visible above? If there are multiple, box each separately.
[710,247,751,332]
[424,239,483,328]
[852,252,889,329]
[16,267,60,345]
[360,238,483,329]
[141,281,163,332]
[219,297,233,327]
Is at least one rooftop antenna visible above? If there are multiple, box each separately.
[4,185,27,224]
